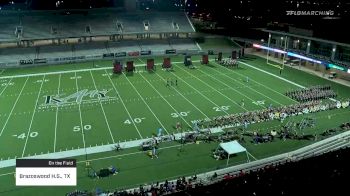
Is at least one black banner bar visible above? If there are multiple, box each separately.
[16,159,76,167]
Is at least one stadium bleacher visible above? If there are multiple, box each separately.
[0,10,195,42]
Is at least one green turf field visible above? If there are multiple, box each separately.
[0,54,349,195]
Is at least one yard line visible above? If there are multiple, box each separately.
[0,69,5,75]
[74,72,87,151]
[21,75,46,157]
[170,68,240,114]
[214,61,298,104]
[53,74,61,152]
[0,77,29,137]
[138,72,192,128]
[238,61,305,89]
[0,78,13,96]
[154,72,210,120]
[89,70,115,143]
[105,69,143,138]
[197,66,284,106]
[137,58,210,119]
[178,66,255,110]
[123,73,170,135]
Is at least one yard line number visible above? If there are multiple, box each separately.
[13,132,38,139]
[73,125,92,132]
[171,111,190,118]
[213,106,230,112]
[124,117,146,124]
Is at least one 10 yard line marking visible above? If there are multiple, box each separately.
[123,73,170,135]
[22,75,46,157]
[0,77,29,137]
[89,71,115,143]
[74,72,87,150]
[53,74,61,152]
[212,61,297,104]
[105,69,143,138]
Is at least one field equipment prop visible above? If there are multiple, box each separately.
[162,57,172,70]
[125,61,135,72]
[201,54,209,64]
[146,59,155,71]
[113,60,122,74]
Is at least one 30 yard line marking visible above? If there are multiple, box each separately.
[21,75,46,157]
[154,72,210,119]
[178,66,251,111]
[89,70,115,143]
[105,69,143,138]
[0,78,13,96]
[169,70,230,115]
[74,72,87,151]
[213,61,298,104]
[139,72,192,128]
[0,77,29,137]
[53,74,61,152]
[123,73,170,135]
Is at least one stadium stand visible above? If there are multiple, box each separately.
[0,10,195,42]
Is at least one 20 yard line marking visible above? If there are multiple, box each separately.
[0,77,29,137]
[178,66,251,111]
[74,72,87,150]
[89,71,115,143]
[203,65,283,106]
[105,70,143,138]
[21,75,46,157]
[123,73,170,135]
[139,73,192,128]
[53,74,61,152]
[169,71,230,115]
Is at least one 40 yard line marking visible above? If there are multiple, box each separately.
[123,73,170,135]
[53,74,61,152]
[21,75,46,157]
[89,71,115,143]
[105,69,143,138]
[0,77,29,137]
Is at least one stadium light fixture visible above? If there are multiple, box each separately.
[287,52,322,64]
[253,44,287,54]
[348,69,350,74]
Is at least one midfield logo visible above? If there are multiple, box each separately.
[40,89,117,108]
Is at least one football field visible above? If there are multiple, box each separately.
[0,56,302,160]
[0,54,350,195]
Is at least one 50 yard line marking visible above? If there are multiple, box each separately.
[0,77,29,137]
[105,70,143,138]
[53,74,61,152]
[74,72,87,150]
[22,75,46,157]
[89,71,115,143]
